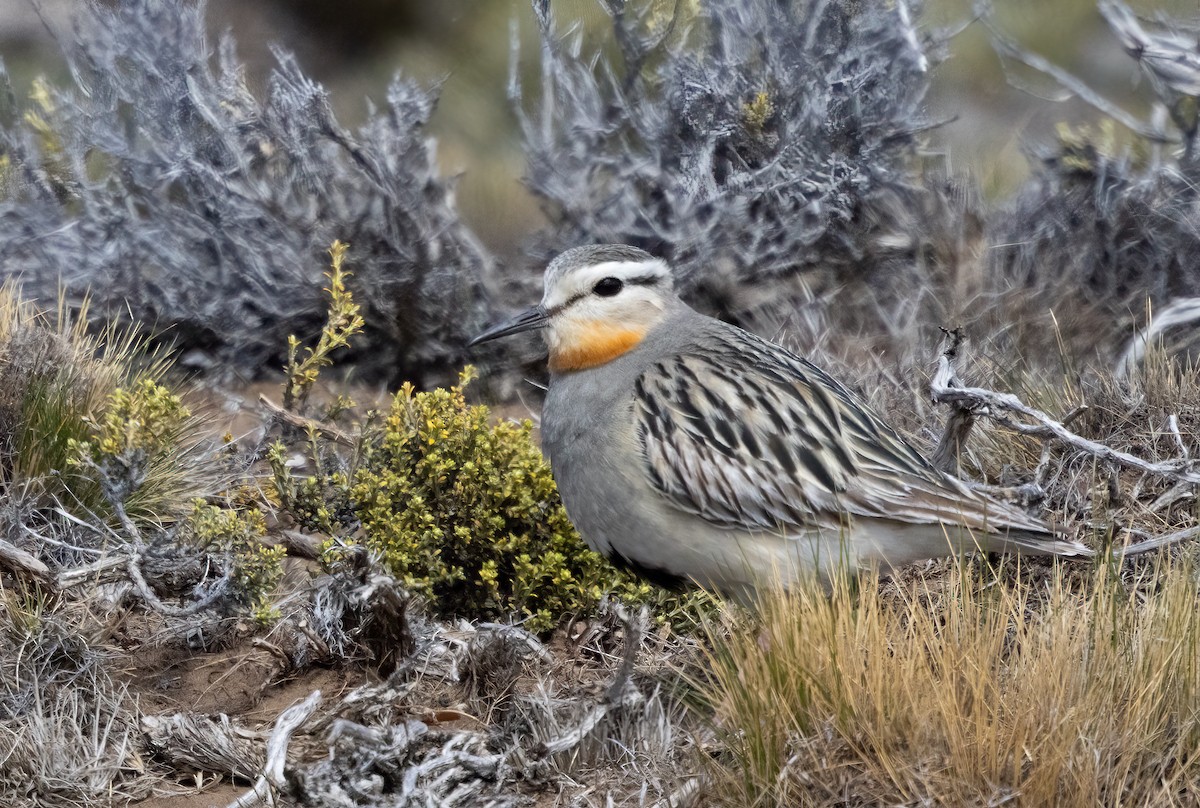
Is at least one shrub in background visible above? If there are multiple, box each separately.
[0,0,492,387]
[515,0,966,358]
[971,1,1200,371]
[984,126,1200,367]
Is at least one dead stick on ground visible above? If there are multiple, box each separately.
[56,555,127,588]
[228,690,322,808]
[1120,525,1200,556]
[260,395,354,446]
[929,327,976,476]
[0,538,53,586]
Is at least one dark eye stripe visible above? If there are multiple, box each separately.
[625,273,664,286]
[545,269,666,315]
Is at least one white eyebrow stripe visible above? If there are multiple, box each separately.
[571,259,669,289]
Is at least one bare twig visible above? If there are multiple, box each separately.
[977,2,1173,143]
[111,499,141,545]
[1119,525,1200,556]
[227,690,321,808]
[1099,0,1200,139]
[930,327,976,475]
[605,605,648,706]
[930,350,1200,485]
[21,524,104,557]
[1149,481,1196,513]
[1115,297,1200,378]
[56,555,128,588]
[259,394,354,446]
[537,702,612,758]
[0,538,53,586]
[1168,414,1190,460]
[1033,440,1056,488]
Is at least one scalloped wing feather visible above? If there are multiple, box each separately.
[634,325,1071,549]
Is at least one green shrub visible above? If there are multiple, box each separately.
[272,368,693,632]
[180,499,284,623]
[66,378,201,526]
[0,286,207,527]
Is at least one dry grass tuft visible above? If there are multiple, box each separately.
[0,282,211,529]
[0,585,152,807]
[698,555,1200,807]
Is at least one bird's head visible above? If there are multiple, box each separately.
[470,244,678,372]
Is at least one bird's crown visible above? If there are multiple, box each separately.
[542,244,675,304]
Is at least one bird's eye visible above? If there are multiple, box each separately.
[593,277,623,297]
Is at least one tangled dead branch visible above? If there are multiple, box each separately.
[931,328,1200,558]
[931,329,1200,487]
[229,691,322,808]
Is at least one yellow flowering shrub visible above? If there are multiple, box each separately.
[72,378,190,460]
[273,368,680,632]
[66,378,203,525]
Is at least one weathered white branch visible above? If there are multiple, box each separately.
[0,538,52,585]
[1118,525,1200,556]
[929,328,976,475]
[1115,297,1200,378]
[227,690,321,808]
[56,555,128,588]
[931,331,1200,485]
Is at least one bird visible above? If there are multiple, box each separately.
[470,244,1090,599]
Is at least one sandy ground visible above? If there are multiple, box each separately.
[120,625,367,805]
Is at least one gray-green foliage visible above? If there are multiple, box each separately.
[515,0,958,345]
[0,0,491,387]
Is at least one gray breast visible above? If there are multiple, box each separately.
[541,347,684,579]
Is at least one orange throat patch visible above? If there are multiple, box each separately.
[549,322,647,372]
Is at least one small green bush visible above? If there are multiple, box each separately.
[273,368,681,632]
[180,498,284,623]
[67,378,199,526]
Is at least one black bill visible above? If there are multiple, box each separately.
[468,306,548,346]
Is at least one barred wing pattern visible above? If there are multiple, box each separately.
[633,327,1050,538]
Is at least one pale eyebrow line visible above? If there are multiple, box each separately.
[546,266,665,317]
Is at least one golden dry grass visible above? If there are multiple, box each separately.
[697,555,1200,807]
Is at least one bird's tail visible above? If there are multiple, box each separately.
[987,529,1094,559]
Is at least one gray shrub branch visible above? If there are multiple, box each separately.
[931,329,1200,486]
